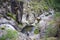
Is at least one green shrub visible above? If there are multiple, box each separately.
[45,25,58,37]
[0,29,18,40]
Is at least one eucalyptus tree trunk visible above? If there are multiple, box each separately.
[10,0,24,23]
[11,0,18,14]
[16,1,23,24]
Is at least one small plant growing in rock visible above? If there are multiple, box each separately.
[34,29,39,34]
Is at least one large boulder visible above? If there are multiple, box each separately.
[0,17,21,31]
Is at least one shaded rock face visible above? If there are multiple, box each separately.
[21,25,34,34]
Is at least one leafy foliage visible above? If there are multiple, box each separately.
[45,0,60,10]
[30,0,60,13]
[0,29,18,40]
[29,0,49,14]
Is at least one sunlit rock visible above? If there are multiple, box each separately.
[28,13,35,24]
